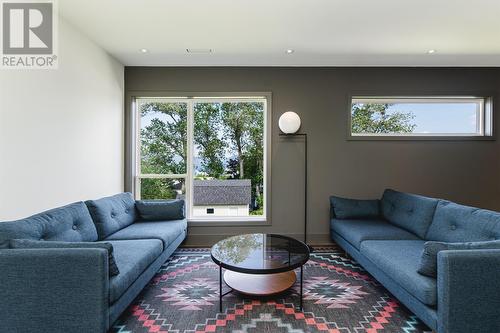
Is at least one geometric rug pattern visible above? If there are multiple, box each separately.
[111,247,432,333]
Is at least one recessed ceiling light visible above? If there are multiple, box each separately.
[286,49,294,54]
[186,48,212,54]
[427,49,436,54]
[140,48,149,53]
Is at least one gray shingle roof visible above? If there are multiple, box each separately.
[193,179,251,205]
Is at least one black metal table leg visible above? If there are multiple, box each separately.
[219,265,222,312]
[300,265,303,311]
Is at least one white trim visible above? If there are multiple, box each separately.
[192,97,268,103]
[188,217,267,223]
[138,174,187,178]
[353,96,485,104]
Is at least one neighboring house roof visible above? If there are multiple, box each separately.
[193,179,251,205]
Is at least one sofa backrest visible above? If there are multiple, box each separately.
[0,202,98,248]
[381,189,439,239]
[85,192,137,240]
[425,200,500,242]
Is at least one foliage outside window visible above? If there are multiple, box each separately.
[138,100,187,200]
[351,97,491,137]
[136,97,267,221]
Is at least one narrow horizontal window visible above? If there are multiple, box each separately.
[350,97,493,138]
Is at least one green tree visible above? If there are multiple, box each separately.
[220,102,264,212]
[351,103,416,134]
[140,102,187,198]
[211,234,262,264]
[140,102,187,173]
[220,102,263,179]
[243,106,264,212]
[141,178,180,200]
[194,103,225,177]
[226,158,240,179]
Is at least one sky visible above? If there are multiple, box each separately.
[380,103,478,134]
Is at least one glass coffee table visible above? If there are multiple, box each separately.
[211,233,310,311]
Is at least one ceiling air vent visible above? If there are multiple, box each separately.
[186,48,212,54]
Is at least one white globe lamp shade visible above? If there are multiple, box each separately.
[278,112,301,134]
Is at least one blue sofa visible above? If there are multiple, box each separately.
[0,192,187,333]
[330,189,500,333]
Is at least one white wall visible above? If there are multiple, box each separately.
[0,18,124,220]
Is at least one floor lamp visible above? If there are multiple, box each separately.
[278,111,308,244]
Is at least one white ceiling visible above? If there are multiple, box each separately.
[60,0,500,66]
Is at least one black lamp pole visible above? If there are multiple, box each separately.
[279,132,308,244]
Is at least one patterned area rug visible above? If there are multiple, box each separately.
[111,247,432,333]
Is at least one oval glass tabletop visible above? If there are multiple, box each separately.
[211,233,310,274]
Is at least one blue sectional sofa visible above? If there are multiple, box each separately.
[0,193,187,333]
[330,189,500,333]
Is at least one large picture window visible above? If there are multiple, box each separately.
[350,97,493,138]
[134,96,268,221]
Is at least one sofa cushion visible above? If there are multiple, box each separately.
[425,200,500,242]
[9,239,120,277]
[381,189,439,239]
[105,219,187,249]
[418,239,500,277]
[106,239,163,303]
[0,202,98,248]
[136,199,185,221]
[85,193,137,240]
[330,196,380,220]
[360,240,437,306]
[330,218,420,249]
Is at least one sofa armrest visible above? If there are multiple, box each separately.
[0,248,109,333]
[437,249,500,333]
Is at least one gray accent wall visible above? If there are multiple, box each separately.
[125,67,500,246]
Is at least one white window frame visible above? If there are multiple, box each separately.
[349,96,493,139]
[135,98,189,202]
[133,95,270,224]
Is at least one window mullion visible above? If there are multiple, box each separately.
[134,98,142,199]
[186,99,195,220]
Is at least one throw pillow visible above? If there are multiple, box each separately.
[135,199,185,221]
[330,196,380,219]
[418,240,500,277]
